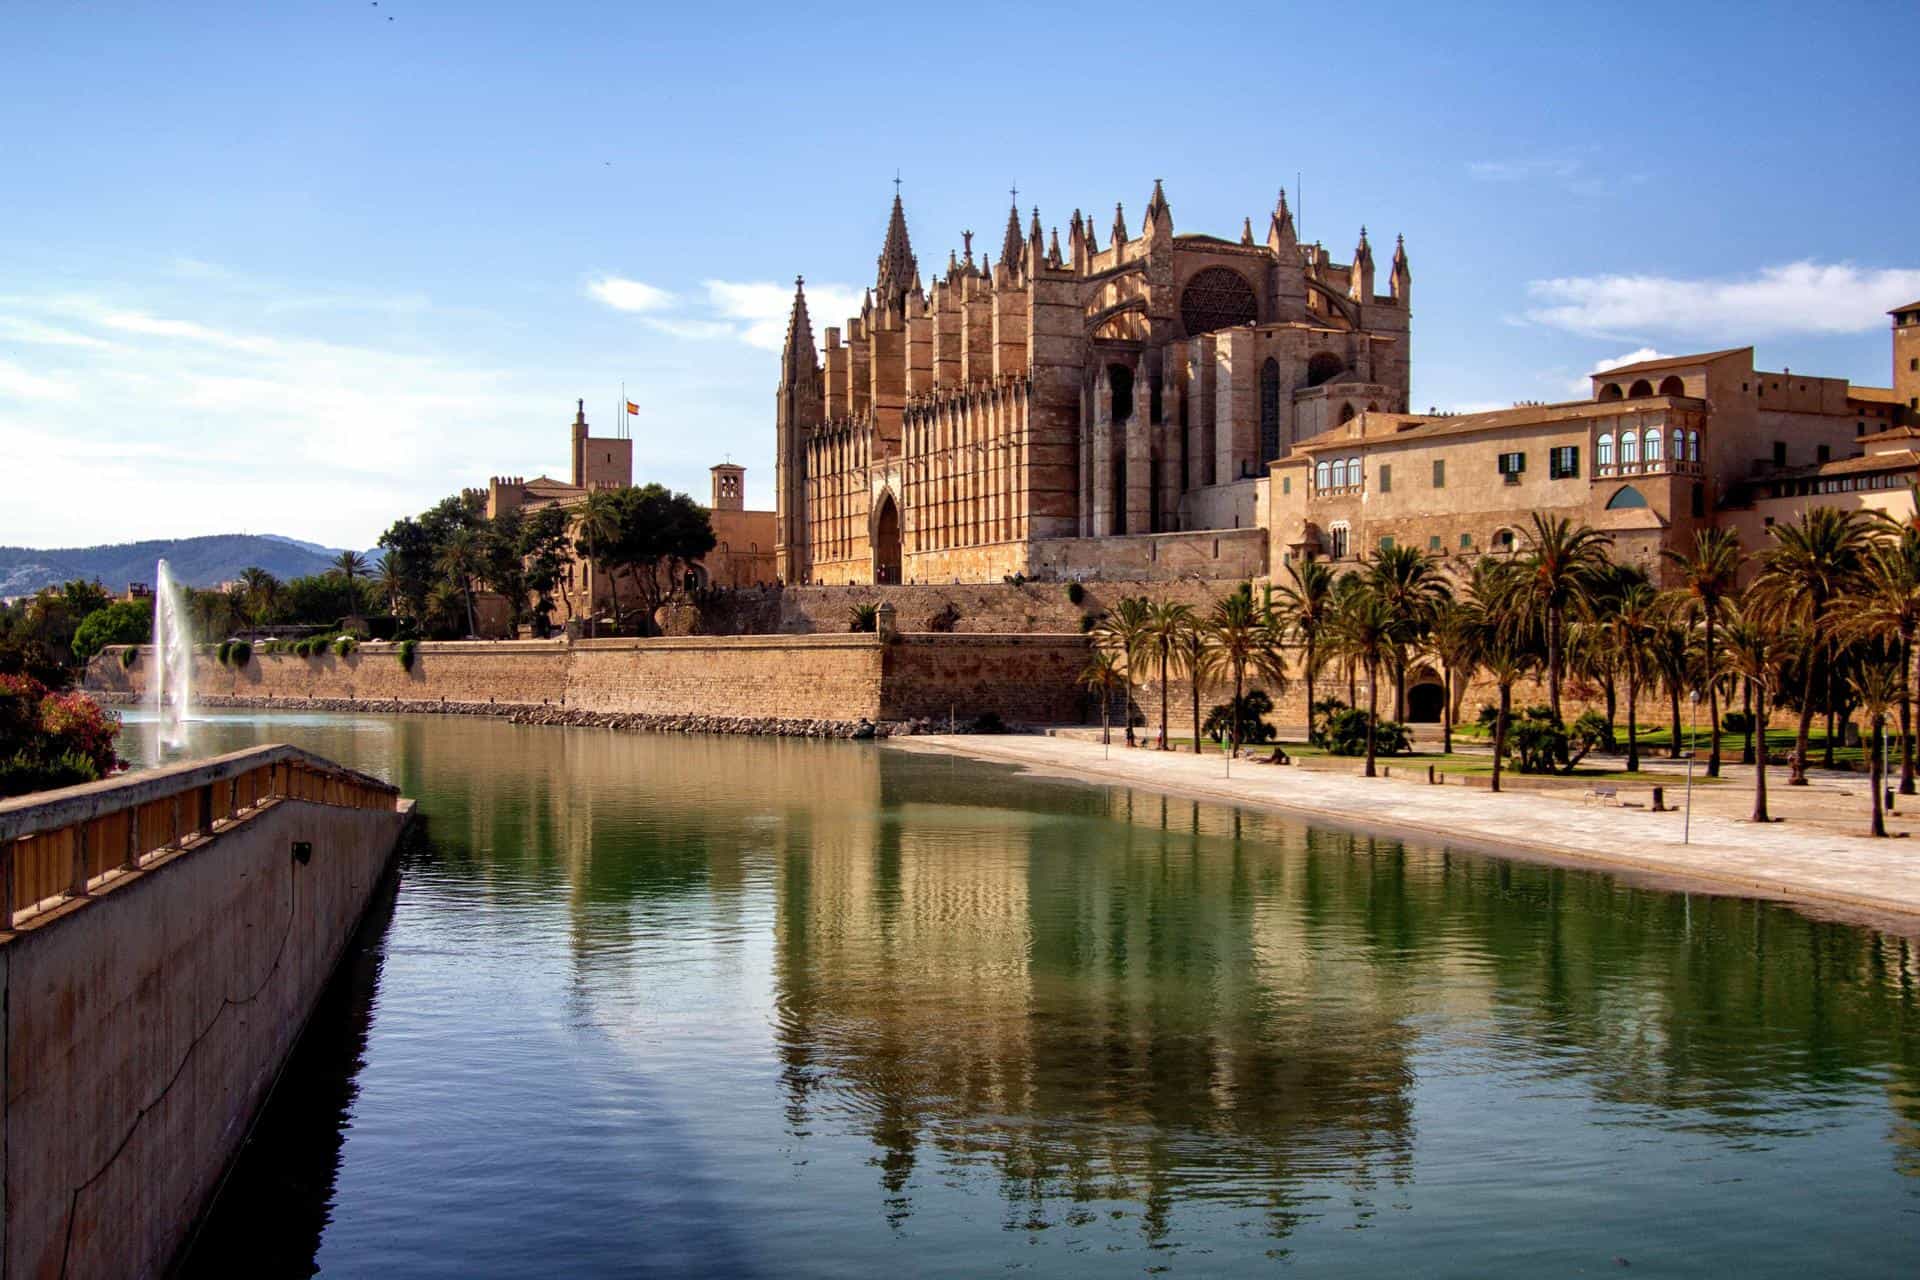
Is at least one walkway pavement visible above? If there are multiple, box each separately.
[891,734,1920,927]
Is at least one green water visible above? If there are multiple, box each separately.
[121,710,1920,1277]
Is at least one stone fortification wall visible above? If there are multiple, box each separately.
[0,751,409,1277]
[699,578,1250,636]
[89,633,1098,730]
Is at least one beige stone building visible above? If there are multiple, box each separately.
[476,401,777,631]
[774,183,1411,586]
[1267,340,1915,585]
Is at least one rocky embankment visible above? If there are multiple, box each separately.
[86,690,921,739]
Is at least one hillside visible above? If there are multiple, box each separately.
[0,535,356,597]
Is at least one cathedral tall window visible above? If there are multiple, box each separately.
[1108,365,1134,424]
[1259,358,1281,462]
[1179,267,1259,336]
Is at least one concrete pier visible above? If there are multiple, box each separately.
[0,746,412,1279]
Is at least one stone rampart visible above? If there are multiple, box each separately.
[88,633,1099,731]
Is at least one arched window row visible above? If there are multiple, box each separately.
[1311,456,1365,495]
[1596,425,1702,477]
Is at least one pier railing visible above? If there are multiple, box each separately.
[0,745,401,931]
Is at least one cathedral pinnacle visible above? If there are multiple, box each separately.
[1111,202,1128,247]
[875,190,918,312]
[1144,179,1170,235]
[1241,216,1254,246]
[1267,187,1297,251]
[999,187,1024,271]
[1047,226,1062,267]
[781,276,817,378]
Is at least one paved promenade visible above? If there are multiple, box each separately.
[894,734,1920,927]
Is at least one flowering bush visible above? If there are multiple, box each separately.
[0,674,124,798]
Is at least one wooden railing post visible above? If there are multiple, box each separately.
[70,821,89,897]
[1,837,14,929]
[125,804,141,871]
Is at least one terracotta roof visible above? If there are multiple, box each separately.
[1770,449,1920,480]
[1861,426,1920,444]
[1292,396,1697,453]
[1889,300,1920,315]
[1588,347,1751,380]
[1849,385,1902,405]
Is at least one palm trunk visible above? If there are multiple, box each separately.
[1791,646,1817,784]
[1124,672,1136,747]
[1603,673,1617,745]
[1364,656,1379,778]
[1742,677,1755,765]
[1752,685,1771,822]
[1231,662,1245,757]
[1902,632,1916,795]
[1705,612,1722,778]
[1441,666,1453,755]
[1492,683,1511,793]
[1190,660,1202,755]
[1393,653,1406,723]
[1158,649,1169,750]
[463,582,477,637]
[1823,658,1837,769]
[1626,667,1640,773]
[1304,640,1317,747]
[1101,693,1111,746]
[1347,657,1356,707]
[1871,716,1887,837]
[1547,607,1562,722]
[1669,682,1684,759]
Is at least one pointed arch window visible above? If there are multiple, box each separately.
[1259,358,1281,462]
[1606,484,1649,509]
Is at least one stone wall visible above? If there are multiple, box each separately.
[0,755,409,1277]
[89,633,1099,730]
[697,578,1254,636]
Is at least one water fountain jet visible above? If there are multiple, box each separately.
[152,559,194,750]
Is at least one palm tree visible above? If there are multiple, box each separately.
[238,566,280,627]
[1750,507,1874,785]
[1514,513,1613,720]
[1092,596,1153,747]
[577,488,629,630]
[372,552,401,617]
[1607,582,1660,772]
[1201,586,1287,757]
[1271,558,1336,745]
[1663,528,1744,778]
[1169,609,1210,756]
[1143,601,1193,750]
[438,527,483,637]
[331,549,367,584]
[1840,527,1920,795]
[1647,617,1692,759]
[1364,544,1450,719]
[1333,587,1397,777]
[1723,615,1778,823]
[1426,599,1481,755]
[1079,649,1125,746]
[1851,658,1901,838]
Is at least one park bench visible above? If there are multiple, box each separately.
[1583,785,1620,805]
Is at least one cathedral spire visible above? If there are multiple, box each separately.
[781,276,818,380]
[1111,202,1128,248]
[1048,226,1062,267]
[1267,187,1297,253]
[1241,216,1254,246]
[999,186,1025,272]
[1390,233,1411,305]
[1143,179,1170,237]
[875,191,918,311]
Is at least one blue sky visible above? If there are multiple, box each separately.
[3,0,1915,549]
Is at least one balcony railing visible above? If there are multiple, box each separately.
[1595,459,1702,479]
[0,745,401,931]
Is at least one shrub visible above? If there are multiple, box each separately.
[216,640,234,666]
[971,711,1006,734]
[1723,710,1754,736]
[1507,707,1608,775]
[1203,690,1277,745]
[0,674,123,797]
[1079,612,1099,633]
[333,635,357,657]
[228,640,252,666]
[1065,582,1086,605]
[119,646,138,670]
[847,603,879,634]
[1309,696,1350,747]
[1476,703,1500,729]
[1322,708,1411,757]
[72,600,152,661]
[397,639,418,671]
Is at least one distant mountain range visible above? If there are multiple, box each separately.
[0,535,379,598]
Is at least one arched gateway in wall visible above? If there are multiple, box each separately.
[873,491,902,584]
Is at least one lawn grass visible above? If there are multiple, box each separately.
[1121,735,1724,784]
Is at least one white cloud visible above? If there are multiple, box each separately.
[585,276,677,313]
[703,279,864,351]
[0,316,116,349]
[1469,157,1581,183]
[1568,347,1671,394]
[1526,261,1920,340]
[0,359,76,402]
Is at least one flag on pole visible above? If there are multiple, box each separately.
[625,401,640,416]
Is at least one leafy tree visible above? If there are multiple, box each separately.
[71,600,152,661]
[1321,707,1410,758]
[518,507,574,636]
